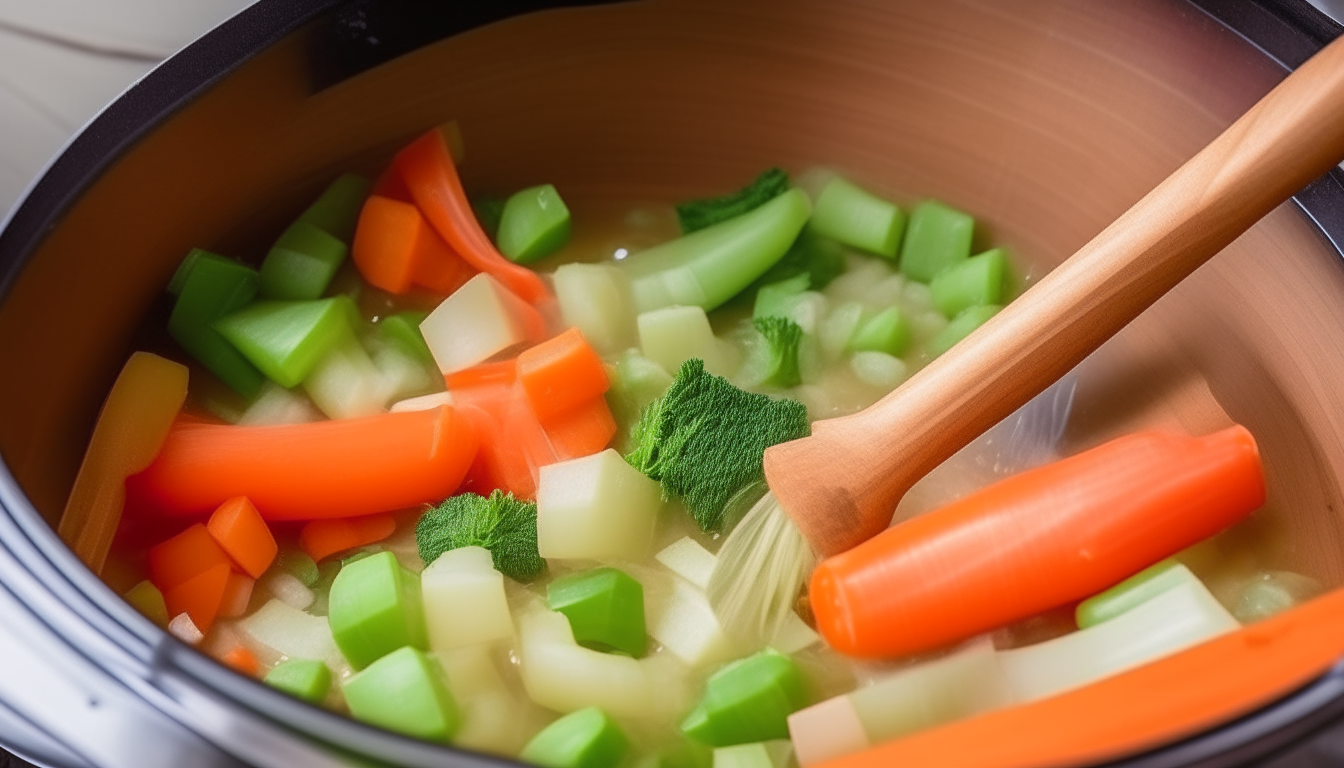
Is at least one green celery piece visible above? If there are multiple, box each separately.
[378,311,434,366]
[258,221,348,300]
[166,249,207,296]
[547,567,647,657]
[899,200,975,283]
[214,296,357,388]
[676,168,790,234]
[168,250,265,398]
[295,173,371,244]
[753,230,845,293]
[681,648,808,747]
[608,352,674,453]
[123,580,169,626]
[472,195,506,240]
[497,184,572,264]
[278,549,320,587]
[808,176,906,258]
[929,248,1007,318]
[926,304,1001,358]
[327,551,428,669]
[847,307,910,356]
[622,189,812,314]
[264,659,331,704]
[1076,559,1185,629]
[342,646,460,742]
[635,741,713,768]
[520,706,629,768]
[712,741,794,768]
[753,274,810,321]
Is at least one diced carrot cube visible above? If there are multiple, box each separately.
[299,513,398,563]
[517,328,610,421]
[162,562,231,633]
[353,196,474,296]
[149,524,232,592]
[544,397,618,461]
[219,571,255,619]
[206,497,277,579]
[221,646,260,676]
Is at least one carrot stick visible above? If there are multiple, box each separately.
[810,426,1265,659]
[129,406,478,520]
[393,127,550,305]
[58,352,188,574]
[299,513,397,562]
[447,360,556,499]
[352,196,474,295]
[207,497,277,578]
[517,328,610,421]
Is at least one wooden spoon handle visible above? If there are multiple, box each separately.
[767,34,1344,558]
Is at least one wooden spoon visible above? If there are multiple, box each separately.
[766,33,1344,559]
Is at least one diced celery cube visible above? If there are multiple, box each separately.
[1075,559,1184,629]
[520,707,628,768]
[610,351,673,422]
[278,549,320,587]
[849,351,908,390]
[498,184,572,263]
[237,382,321,426]
[637,742,714,768]
[302,328,390,420]
[819,302,865,362]
[259,221,348,300]
[753,275,810,321]
[846,307,910,356]
[379,311,434,366]
[420,274,531,374]
[422,546,514,653]
[343,646,460,742]
[547,567,647,658]
[214,296,357,388]
[712,741,794,768]
[638,305,737,378]
[554,263,637,355]
[166,249,206,295]
[929,248,1007,318]
[124,580,169,626]
[168,250,264,398]
[899,200,974,282]
[681,649,809,747]
[809,176,906,258]
[327,551,428,669]
[925,304,1000,358]
[264,659,331,703]
[295,173,371,244]
[537,449,662,561]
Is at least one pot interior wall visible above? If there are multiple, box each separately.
[0,0,1341,719]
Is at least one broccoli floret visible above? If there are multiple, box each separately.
[415,490,546,582]
[675,168,791,234]
[748,316,804,389]
[626,359,810,532]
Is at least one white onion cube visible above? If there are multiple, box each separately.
[390,391,452,413]
[554,262,637,355]
[238,599,342,666]
[420,274,531,374]
[537,449,662,561]
[646,576,734,669]
[789,696,871,767]
[638,305,735,377]
[421,546,514,652]
[655,537,717,590]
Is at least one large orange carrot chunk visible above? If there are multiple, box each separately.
[59,351,188,574]
[149,523,233,591]
[299,513,397,562]
[811,426,1265,659]
[163,562,231,633]
[207,497,277,578]
[517,328,610,421]
[393,127,550,305]
[130,406,478,520]
[543,397,617,461]
[352,196,474,295]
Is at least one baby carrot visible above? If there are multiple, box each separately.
[392,127,550,304]
[299,513,397,562]
[810,426,1265,659]
[129,406,478,520]
[58,352,188,574]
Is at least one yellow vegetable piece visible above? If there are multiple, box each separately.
[58,352,188,573]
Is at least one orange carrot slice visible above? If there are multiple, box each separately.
[130,406,478,520]
[393,127,550,305]
[517,328,610,421]
[149,523,233,591]
[207,497,277,579]
[352,196,474,295]
[299,513,397,562]
[447,360,557,499]
[163,562,231,633]
[58,352,188,574]
[811,426,1265,659]
[543,397,617,461]
[221,646,260,676]
[219,571,255,619]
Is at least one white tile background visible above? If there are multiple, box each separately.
[1,0,1342,221]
